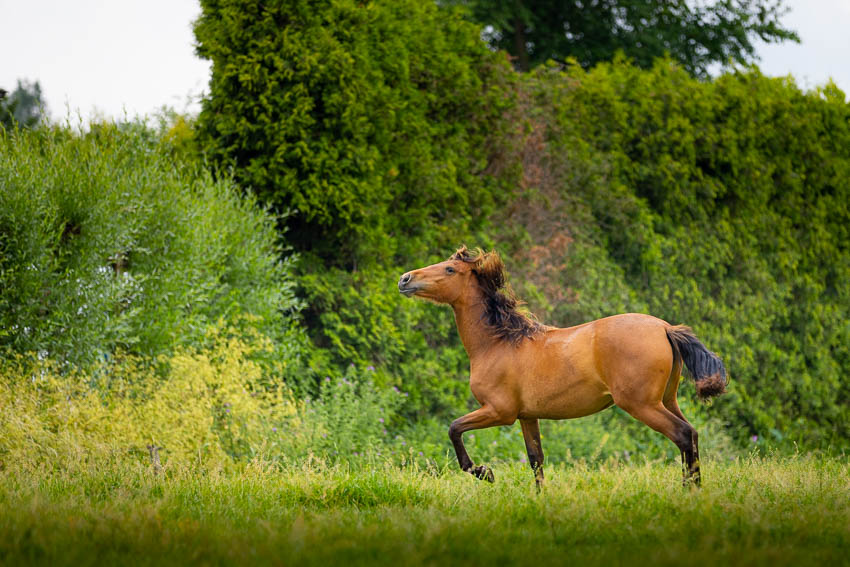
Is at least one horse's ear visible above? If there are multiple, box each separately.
[476,250,506,290]
[451,245,470,261]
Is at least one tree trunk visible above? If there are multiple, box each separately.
[513,15,530,71]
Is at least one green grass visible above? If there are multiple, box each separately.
[1,456,849,566]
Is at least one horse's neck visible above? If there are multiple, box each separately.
[451,292,496,359]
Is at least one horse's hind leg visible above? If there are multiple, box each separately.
[621,402,700,486]
[520,418,545,489]
[663,394,700,483]
[661,354,702,484]
[661,366,693,480]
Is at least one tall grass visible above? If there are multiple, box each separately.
[1,456,847,566]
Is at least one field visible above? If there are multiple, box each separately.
[2,456,849,566]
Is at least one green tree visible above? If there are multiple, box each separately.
[0,89,10,128]
[449,0,798,73]
[0,79,47,128]
[194,0,510,267]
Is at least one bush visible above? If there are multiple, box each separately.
[508,60,850,446]
[0,123,303,367]
[0,325,409,471]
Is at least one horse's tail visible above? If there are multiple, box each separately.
[666,325,727,401]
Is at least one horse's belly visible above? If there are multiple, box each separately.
[518,375,613,420]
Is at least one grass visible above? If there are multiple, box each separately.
[1,455,849,566]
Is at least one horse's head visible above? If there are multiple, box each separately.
[398,246,504,305]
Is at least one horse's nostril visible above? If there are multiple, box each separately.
[400,273,412,286]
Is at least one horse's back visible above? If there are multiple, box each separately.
[543,312,673,383]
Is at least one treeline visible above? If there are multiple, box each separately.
[2,0,848,468]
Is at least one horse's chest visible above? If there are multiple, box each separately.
[468,359,517,405]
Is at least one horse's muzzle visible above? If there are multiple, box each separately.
[398,272,417,295]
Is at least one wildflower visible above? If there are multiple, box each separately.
[751,435,758,443]
[418,452,423,456]
[272,427,277,432]
[378,417,384,423]
[325,376,331,382]
[401,441,406,446]
[367,366,375,371]
[392,386,399,392]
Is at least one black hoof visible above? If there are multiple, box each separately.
[682,474,701,488]
[471,465,495,483]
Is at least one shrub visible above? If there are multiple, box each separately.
[508,60,850,445]
[0,123,303,367]
[0,325,408,472]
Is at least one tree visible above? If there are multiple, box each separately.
[194,0,506,266]
[0,79,47,129]
[450,0,798,74]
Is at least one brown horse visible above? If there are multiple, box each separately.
[398,246,727,487]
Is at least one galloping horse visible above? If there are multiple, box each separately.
[398,246,727,487]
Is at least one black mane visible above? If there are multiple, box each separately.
[451,246,542,344]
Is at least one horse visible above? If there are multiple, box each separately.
[398,246,727,487]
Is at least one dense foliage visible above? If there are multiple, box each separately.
[194,0,850,450]
[194,0,510,265]
[524,62,850,445]
[194,0,523,414]
[447,0,798,73]
[0,123,301,366]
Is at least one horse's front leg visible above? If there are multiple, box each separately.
[448,406,511,482]
[520,418,545,489]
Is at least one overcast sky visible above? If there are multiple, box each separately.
[1,0,848,123]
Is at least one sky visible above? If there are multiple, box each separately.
[1,0,210,122]
[1,0,848,123]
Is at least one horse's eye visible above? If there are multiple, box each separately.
[446,266,455,274]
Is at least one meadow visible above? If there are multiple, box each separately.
[4,2,850,565]
[2,455,848,566]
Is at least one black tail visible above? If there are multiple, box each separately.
[666,325,727,401]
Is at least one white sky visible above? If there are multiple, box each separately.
[1,0,209,122]
[1,0,848,123]
[753,0,850,94]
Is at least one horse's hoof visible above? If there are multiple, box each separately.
[682,475,701,489]
[471,465,495,483]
